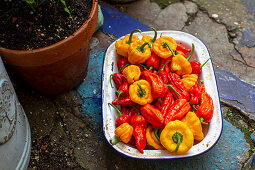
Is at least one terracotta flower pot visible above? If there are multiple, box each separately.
[0,0,98,95]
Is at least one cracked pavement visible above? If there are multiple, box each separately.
[4,0,254,169]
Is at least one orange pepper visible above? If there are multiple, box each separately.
[128,40,151,64]
[151,36,177,59]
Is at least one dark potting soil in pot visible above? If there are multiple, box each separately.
[0,0,92,50]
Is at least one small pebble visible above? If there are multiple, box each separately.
[80,123,85,129]
[234,22,238,25]
[16,24,19,28]
[48,37,53,40]
[212,14,218,18]
[41,33,45,37]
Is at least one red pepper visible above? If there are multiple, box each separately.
[146,53,160,70]
[110,73,127,89]
[108,103,130,127]
[190,58,211,74]
[200,84,205,93]
[158,57,171,73]
[112,95,135,106]
[158,70,168,84]
[117,57,129,72]
[140,104,164,129]
[189,82,201,105]
[176,44,191,53]
[176,50,187,58]
[196,92,214,124]
[160,90,174,117]
[167,72,190,101]
[116,81,129,104]
[164,99,191,126]
[130,115,147,153]
[144,71,168,99]
[120,107,131,115]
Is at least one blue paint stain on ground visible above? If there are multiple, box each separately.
[101,4,150,38]
[215,68,255,115]
[242,0,255,16]
[240,28,255,47]
[145,120,248,169]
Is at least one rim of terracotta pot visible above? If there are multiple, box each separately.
[0,0,98,67]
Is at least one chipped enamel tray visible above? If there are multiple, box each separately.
[102,30,222,159]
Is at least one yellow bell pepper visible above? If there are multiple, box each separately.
[114,123,133,144]
[181,74,198,91]
[146,126,165,150]
[115,29,141,58]
[129,80,153,105]
[171,54,192,75]
[181,112,204,141]
[142,27,157,44]
[151,36,177,59]
[160,120,194,154]
[122,65,141,84]
[128,40,151,64]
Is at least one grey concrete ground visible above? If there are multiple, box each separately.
[6,0,255,169]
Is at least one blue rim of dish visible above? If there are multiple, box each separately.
[100,30,223,160]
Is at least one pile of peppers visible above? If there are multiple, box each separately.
[109,28,213,154]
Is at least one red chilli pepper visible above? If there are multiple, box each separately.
[160,90,174,117]
[196,92,214,124]
[176,44,191,53]
[158,57,172,73]
[116,81,129,104]
[164,99,191,126]
[112,95,135,106]
[140,104,164,129]
[167,72,190,101]
[189,81,201,105]
[146,53,160,70]
[144,71,168,99]
[110,73,127,89]
[158,70,168,84]
[130,115,147,153]
[117,57,129,72]
[108,103,130,127]
[190,57,211,74]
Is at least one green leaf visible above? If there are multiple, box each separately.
[60,0,66,6]
[23,0,35,5]
[64,8,70,14]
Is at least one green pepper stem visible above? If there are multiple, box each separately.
[108,103,122,117]
[149,66,154,70]
[172,132,183,152]
[166,85,182,97]
[110,137,121,145]
[200,80,204,84]
[150,27,157,43]
[117,90,123,105]
[126,29,142,44]
[200,117,208,125]
[139,63,148,70]
[175,50,180,55]
[137,82,146,97]
[130,105,140,115]
[120,64,130,72]
[154,128,160,141]
[186,43,195,61]
[200,57,211,68]
[162,42,176,57]
[157,59,171,75]
[110,74,114,88]
[192,104,197,111]
[137,42,151,53]
[158,97,162,106]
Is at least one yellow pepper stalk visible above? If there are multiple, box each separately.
[151,36,177,59]
[111,123,133,144]
[142,27,157,44]
[122,65,141,84]
[181,112,204,141]
[129,80,153,105]
[160,120,194,154]
[181,74,198,91]
[115,29,141,58]
[128,40,152,64]
[146,126,165,150]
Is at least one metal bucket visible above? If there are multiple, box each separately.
[0,57,31,170]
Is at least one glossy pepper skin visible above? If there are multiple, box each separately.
[116,81,129,102]
[130,115,147,153]
[160,90,174,117]
[146,53,160,70]
[122,65,141,84]
[129,80,153,105]
[117,57,129,72]
[182,112,204,141]
[142,27,157,44]
[171,54,192,75]
[159,57,172,73]
[128,40,151,64]
[152,36,177,59]
[167,72,190,101]
[115,123,133,143]
[112,95,135,106]
[158,70,168,84]
[109,103,131,127]
[190,61,202,74]
[196,92,214,124]
[189,82,201,105]
[111,73,127,89]
[176,44,191,53]
[181,74,198,91]
[164,99,191,126]
[140,104,164,129]
[160,120,194,154]
[115,29,141,58]
[144,71,168,99]
[146,126,164,150]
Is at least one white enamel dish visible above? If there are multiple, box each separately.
[102,30,223,159]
